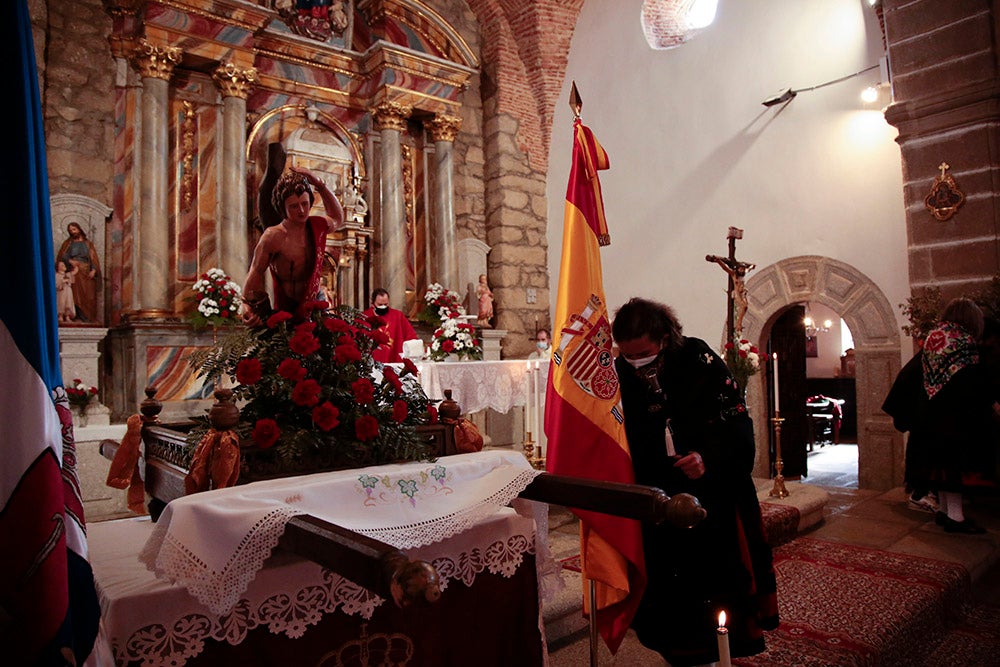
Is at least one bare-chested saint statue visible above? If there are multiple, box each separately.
[241,166,345,325]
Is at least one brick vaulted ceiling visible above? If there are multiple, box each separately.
[465,0,585,173]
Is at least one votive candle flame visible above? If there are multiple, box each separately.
[717,610,732,667]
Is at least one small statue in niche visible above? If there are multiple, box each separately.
[477,274,494,327]
[55,258,78,323]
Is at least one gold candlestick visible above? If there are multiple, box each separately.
[769,413,789,498]
[522,432,545,470]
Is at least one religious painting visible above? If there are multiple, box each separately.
[805,335,819,358]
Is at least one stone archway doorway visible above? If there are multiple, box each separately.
[741,256,905,491]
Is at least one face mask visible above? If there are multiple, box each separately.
[374,306,389,316]
[536,341,549,351]
[625,354,659,369]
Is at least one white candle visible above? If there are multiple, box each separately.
[772,352,780,413]
[525,361,533,438]
[534,360,542,440]
[717,610,732,667]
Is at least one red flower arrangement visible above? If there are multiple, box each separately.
[192,302,437,468]
[187,267,243,331]
[66,378,98,410]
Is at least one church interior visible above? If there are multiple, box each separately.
[20,0,1000,664]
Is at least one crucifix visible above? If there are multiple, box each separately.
[705,227,756,341]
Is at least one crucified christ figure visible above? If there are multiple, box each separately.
[705,254,756,337]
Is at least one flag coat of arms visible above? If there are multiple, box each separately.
[0,2,100,663]
[545,118,645,653]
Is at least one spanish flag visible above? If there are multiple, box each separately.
[545,118,645,653]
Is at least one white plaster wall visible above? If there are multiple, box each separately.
[547,0,910,351]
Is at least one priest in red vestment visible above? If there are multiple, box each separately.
[364,287,419,363]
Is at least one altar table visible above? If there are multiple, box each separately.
[414,359,545,414]
[88,451,558,666]
[415,359,549,450]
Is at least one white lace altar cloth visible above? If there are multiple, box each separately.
[415,359,549,414]
[139,450,541,616]
[88,506,547,667]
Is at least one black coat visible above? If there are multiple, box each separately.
[616,337,778,666]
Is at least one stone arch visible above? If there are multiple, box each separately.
[741,256,904,491]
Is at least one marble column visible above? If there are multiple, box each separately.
[372,102,411,309]
[212,63,258,287]
[427,114,462,291]
[131,40,181,318]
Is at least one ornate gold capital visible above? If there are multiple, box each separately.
[212,62,259,99]
[131,40,182,81]
[427,114,462,142]
[102,0,143,19]
[372,101,412,132]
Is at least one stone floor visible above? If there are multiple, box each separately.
[543,446,1000,665]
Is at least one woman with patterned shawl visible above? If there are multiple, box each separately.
[921,297,1000,534]
[612,297,778,666]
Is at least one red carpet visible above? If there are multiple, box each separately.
[734,538,970,666]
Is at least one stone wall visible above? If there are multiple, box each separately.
[883,0,1000,302]
[38,0,115,204]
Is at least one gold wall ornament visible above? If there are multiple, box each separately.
[427,113,462,142]
[131,40,182,81]
[101,0,144,19]
[924,162,965,222]
[180,102,197,210]
[212,63,258,99]
[372,101,412,132]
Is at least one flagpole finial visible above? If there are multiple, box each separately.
[569,81,582,119]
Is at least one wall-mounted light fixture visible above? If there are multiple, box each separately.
[804,315,832,337]
[761,63,881,107]
[762,88,797,107]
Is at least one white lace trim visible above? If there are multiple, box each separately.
[140,506,300,616]
[355,469,540,548]
[115,531,534,666]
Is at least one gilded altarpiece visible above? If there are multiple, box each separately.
[104,0,477,421]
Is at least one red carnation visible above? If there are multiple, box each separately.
[402,358,419,376]
[355,414,380,441]
[312,401,340,431]
[235,358,262,385]
[292,378,322,407]
[324,317,351,333]
[267,311,293,328]
[392,400,408,423]
[442,339,455,353]
[277,358,307,382]
[383,366,403,394]
[252,418,281,449]
[738,349,747,358]
[334,342,362,364]
[289,331,320,355]
[305,299,329,312]
[724,342,734,350]
[369,328,390,346]
[427,405,439,424]
[351,377,375,404]
[294,321,317,335]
